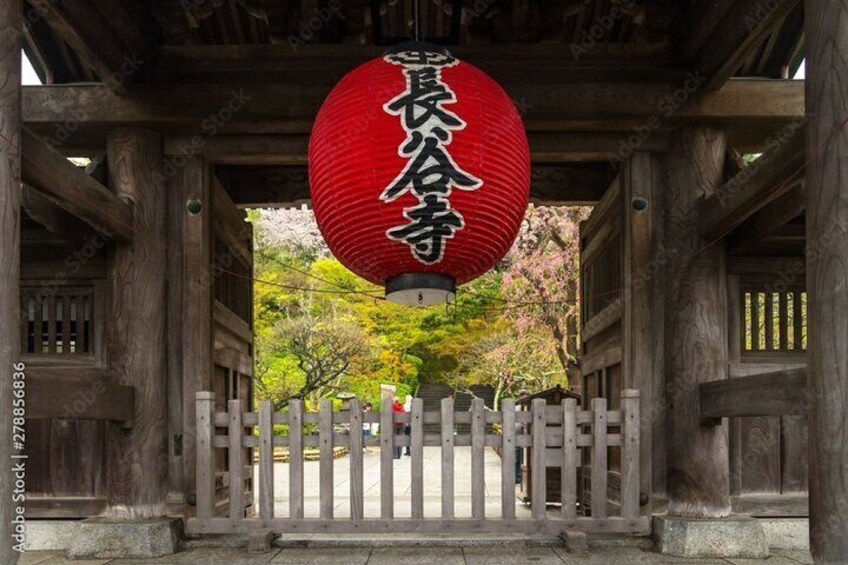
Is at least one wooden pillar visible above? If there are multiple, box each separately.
[805,1,848,560]
[663,127,730,518]
[178,156,213,516]
[0,0,21,562]
[622,152,665,504]
[106,129,168,518]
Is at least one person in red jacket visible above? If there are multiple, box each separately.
[392,397,404,459]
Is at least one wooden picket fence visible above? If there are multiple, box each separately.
[185,390,647,535]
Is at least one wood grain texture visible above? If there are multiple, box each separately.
[531,399,547,520]
[470,398,485,520]
[664,126,730,519]
[410,398,424,519]
[227,400,244,521]
[441,397,455,519]
[0,3,21,560]
[105,128,168,519]
[699,368,807,418]
[380,395,393,519]
[319,399,333,519]
[561,399,578,520]
[622,151,662,503]
[180,156,212,517]
[21,128,133,240]
[20,80,804,134]
[195,393,215,520]
[805,0,848,559]
[501,399,516,520]
[348,400,364,520]
[258,400,273,520]
[288,399,304,519]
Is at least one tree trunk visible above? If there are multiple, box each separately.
[805,1,848,560]
[663,126,730,519]
[0,0,21,561]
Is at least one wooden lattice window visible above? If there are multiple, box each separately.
[741,283,806,354]
[582,232,622,322]
[21,286,96,357]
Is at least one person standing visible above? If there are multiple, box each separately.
[403,395,413,456]
[392,396,404,459]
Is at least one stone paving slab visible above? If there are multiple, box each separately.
[268,547,372,564]
[18,545,815,564]
[464,546,565,564]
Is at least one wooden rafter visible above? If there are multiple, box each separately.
[21,128,134,241]
[699,124,805,241]
[28,0,154,92]
[727,180,805,255]
[685,0,801,90]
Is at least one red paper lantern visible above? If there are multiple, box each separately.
[309,43,530,305]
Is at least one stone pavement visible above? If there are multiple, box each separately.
[18,546,814,565]
[273,446,534,519]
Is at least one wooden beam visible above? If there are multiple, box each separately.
[692,0,801,91]
[21,128,133,241]
[22,79,805,136]
[664,126,730,519]
[0,1,22,561]
[28,0,153,92]
[21,184,99,244]
[728,181,805,255]
[215,164,616,208]
[699,368,807,421]
[166,132,670,165]
[26,371,134,424]
[699,124,805,241]
[806,1,848,560]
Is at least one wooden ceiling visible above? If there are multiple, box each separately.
[23,0,805,86]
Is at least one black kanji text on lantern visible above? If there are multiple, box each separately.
[381,46,482,265]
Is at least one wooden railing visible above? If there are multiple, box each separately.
[187,390,646,535]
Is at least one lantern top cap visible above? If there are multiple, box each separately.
[384,41,453,58]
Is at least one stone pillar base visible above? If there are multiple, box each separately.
[68,518,181,560]
[654,515,769,559]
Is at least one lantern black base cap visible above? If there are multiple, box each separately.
[385,273,456,307]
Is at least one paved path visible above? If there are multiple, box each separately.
[267,446,533,519]
[19,546,814,564]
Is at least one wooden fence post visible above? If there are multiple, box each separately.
[561,398,578,520]
[471,398,486,519]
[620,390,640,519]
[531,398,547,520]
[441,397,455,519]
[228,399,244,522]
[319,399,333,519]
[411,398,424,519]
[591,397,608,519]
[380,395,394,519]
[258,399,274,520]
[288,399,304,519]
[349,399,364,520]
[501,399,516,520]
[195,392,215,520]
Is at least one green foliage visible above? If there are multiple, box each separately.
[249,208,579,409]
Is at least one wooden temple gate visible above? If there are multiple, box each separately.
[3,0,848,562]
[187,392,646,535]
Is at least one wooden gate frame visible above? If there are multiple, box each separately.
[186,391,647,535]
